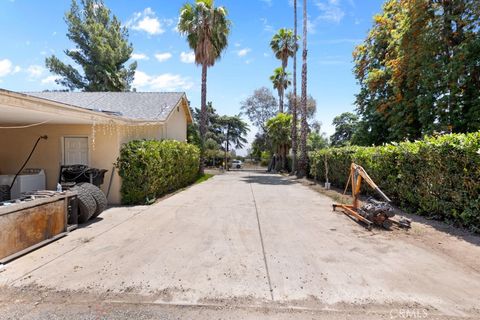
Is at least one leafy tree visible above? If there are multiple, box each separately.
[270,28,299,112]
[192,102,222,143]
[330,112,359,147]
[187,122,202,148]
[308,132,328,151]
[266,113,292,171]
[45,0,136,91]
[240,87,278,133]
[270,67,291,112]
[251,132,272,161]
[188,102,221,149]
[205,138,221,166]
[285,92,317,121]
[297,0,309,178]
[217,115,249,169]
[178,0,231,174]
[353,0,480,145]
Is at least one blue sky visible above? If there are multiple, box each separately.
[0,0,384,150]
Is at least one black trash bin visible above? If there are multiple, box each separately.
[59,165,108,188]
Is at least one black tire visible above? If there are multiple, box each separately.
[71,185,97,223]
[78,183,107,219]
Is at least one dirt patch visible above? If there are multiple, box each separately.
[295,176,480,272]
[1,285,478,319]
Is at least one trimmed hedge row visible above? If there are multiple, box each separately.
[116,140,200,205]
[310,132,480,231]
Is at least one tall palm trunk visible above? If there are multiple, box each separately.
[199,63,208,175]
[279,60,287,113]
[275,85,287,172]
[224,126,229,171]
[278,89,284,114]
[291,0,298,174]
[298,0,308,178]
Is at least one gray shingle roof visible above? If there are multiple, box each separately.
[24,92,186,122]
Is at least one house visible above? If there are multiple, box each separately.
[0,89,193,204]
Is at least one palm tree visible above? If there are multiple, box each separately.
[270,67,291,112]
[297,0,309,178]
[178,0,231,174]
[291,0,298,174]
[270,28,299,113]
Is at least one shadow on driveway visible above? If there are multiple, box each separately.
[241,173,295,186]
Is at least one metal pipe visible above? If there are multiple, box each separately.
[9,135,48,192]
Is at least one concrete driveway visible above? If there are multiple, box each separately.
[1,171,479,319]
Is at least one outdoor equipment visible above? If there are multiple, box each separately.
[332,163,411,230]
[59,165,108,188]
[3,135,48,201]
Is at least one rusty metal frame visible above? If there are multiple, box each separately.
[333,204,373,230]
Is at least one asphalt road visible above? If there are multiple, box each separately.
[1,171,479,319]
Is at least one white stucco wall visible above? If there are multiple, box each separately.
[164,100,188,142]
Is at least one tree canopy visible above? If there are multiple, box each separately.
[178,0,230,68]
[266,113,292,151]
[285,92,317,122]
[217,115,249,152]
[188,102,248,167]
[240,87,278,133]
[353,0,480,145]
[178,0,231,174]
[330,112,359,147]
[270,28,298,113]
[45,0,136,91]
[270,67,291,112]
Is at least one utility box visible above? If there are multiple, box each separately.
[0,169,46,200]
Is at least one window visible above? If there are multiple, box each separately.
[63,137,89,165]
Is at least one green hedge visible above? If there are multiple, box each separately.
[310,132,480,231]
[116,140,200,205]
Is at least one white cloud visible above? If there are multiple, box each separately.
[127,8,164,35]
[41,75,61,85]
[237,48,251,57]
[260,0,272,6]
[260,18,274,33]
[133,71,193,91]
[132,71,151,88]
[131,53,149,60]
[180,51,195,64]
[315,0,345,23]
[155,52,172,62]
[27,65,44,78]
[307,18,317,34]
[0,59,13,77]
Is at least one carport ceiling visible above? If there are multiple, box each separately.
[0,104,93,125]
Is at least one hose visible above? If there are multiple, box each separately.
[9,135,48,191]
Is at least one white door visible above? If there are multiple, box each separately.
[64,137,89,165]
